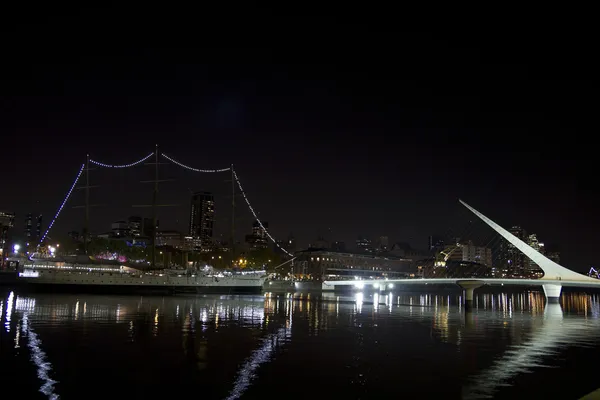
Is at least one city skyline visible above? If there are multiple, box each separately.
[1,15,595,270]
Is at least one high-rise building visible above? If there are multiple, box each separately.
[356,236,374,253]
[246,220,269,250]
[35,214,42,239]
[189,191,215,250]
[128,216,143,237]
[0,211,15,255]
[507,226,527,275]
[526,233,545,273]
[25,213,33,238]
[252,220,268,239]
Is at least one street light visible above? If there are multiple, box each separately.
[13,244,20,253]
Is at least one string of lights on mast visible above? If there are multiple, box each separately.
[40,151,292,256]
[89,152,154,168]
[160,153,231,172]
[39,164,85,244]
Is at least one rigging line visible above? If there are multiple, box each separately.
[232,168,293,257]
[160,153,231,173]
[89,152,154,168]
[40,164,85,243]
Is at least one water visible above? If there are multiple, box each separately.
[1,288,600,399]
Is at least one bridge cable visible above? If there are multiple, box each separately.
[160,153,231,173]
[89,152,154,168]
[40,164,85,244]
[232,168,293,257]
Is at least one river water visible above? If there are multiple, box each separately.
[1,287,600,399]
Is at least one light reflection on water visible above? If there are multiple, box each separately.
[1,289,600,399]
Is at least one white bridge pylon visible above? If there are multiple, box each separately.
[459,199,596,282]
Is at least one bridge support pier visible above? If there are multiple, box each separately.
[457,280,484,312]
[542,284,562,304]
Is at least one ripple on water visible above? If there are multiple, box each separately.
[2,289,600,399]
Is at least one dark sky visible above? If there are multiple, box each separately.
[0,7,596,271]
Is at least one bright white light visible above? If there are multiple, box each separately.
[373,283,380,289]
[19,271,40,278]
[354,282,365,289]
[13,244,20,252]
[48,246,56,254]
[355,292,364,313]
[388,283,394,289]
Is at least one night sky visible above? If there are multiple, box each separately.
[0,7,596,271]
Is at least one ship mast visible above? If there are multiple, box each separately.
[230,164,235,267]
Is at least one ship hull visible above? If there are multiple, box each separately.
[15,283,263,295]
[10,270,266,295]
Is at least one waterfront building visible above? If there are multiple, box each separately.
[445,241,493,267]
[293,249,414,280]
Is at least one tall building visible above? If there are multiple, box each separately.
[507,226,527,275]
[0,211,15,255]
[189,191,215,250]
[25,213,33,238]
[35,214,42,239]
[246,220,269,250]
[252,220,268,238]
[127,216,142,237]
[356,236,374,253]
[526,233,545,273]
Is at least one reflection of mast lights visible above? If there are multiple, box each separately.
[22,313,59,399]
[5,291,14,332]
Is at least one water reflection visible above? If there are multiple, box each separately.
[22,313,59,400]
[1,289,600,399]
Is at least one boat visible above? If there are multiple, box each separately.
[4,256,267,294]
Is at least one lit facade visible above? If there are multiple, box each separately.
[293,249,414,280]
[189,191,215,250]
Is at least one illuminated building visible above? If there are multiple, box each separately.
[189,191,214,251]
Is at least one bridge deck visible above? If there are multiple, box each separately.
[323,278,600,289]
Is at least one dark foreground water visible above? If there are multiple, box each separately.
[2,288,600,399]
